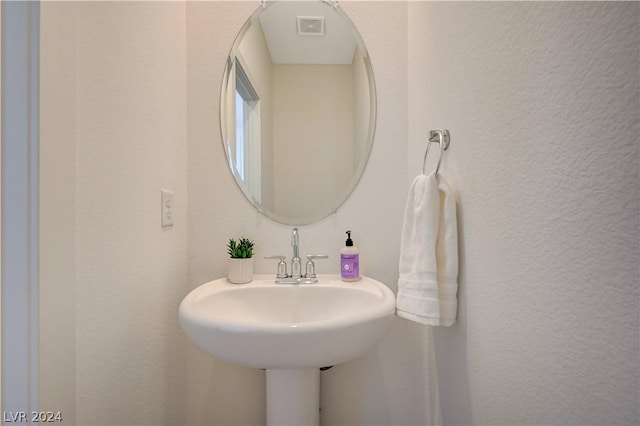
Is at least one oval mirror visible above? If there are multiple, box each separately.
[221,0,376,225]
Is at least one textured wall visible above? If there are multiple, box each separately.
[409,2,639,425]
[40,3,77,422]
[74,2,188,424]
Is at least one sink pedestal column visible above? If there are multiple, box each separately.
[266,368,319,426]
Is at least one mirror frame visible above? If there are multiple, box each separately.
[220,1,377,225]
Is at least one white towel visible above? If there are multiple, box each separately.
[396,172,459,326]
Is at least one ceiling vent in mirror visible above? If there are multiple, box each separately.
[297,16,325,36]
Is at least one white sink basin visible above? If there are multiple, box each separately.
[179,274,395,369]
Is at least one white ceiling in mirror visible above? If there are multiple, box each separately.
[259,2,357,64]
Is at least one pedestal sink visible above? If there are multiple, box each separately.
[179,274,395,425]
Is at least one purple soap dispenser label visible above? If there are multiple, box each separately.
[341,254,359,279]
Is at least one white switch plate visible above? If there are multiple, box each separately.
[161,189,174,227]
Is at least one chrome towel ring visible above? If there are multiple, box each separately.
[422,129,450,177]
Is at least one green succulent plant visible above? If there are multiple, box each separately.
[227,237,255,259]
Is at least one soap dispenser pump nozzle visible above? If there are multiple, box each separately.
[345,230,353,247]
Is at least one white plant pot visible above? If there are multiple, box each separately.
[227,258,254,284]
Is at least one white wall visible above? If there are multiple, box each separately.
[187,2,439,425]
[352,49,371,172]
[40,2,76,422]
[73,2,188,424]
[409,2,639,425]
[272,64,354,220]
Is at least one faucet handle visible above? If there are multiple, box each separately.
[265,255,288,279]
[305,255,328,279]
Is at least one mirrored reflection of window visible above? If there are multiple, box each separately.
[234,60,261,203]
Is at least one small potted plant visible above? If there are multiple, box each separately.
[227,237,255,284]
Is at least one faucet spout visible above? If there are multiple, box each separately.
[291,228,301,278]
[291,228,299,259]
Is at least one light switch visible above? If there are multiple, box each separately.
[161,189,174,227]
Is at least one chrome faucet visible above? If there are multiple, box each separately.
[265,227,328,284]
[291,228,302,279]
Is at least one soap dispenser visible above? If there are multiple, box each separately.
[340,230,360,282]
